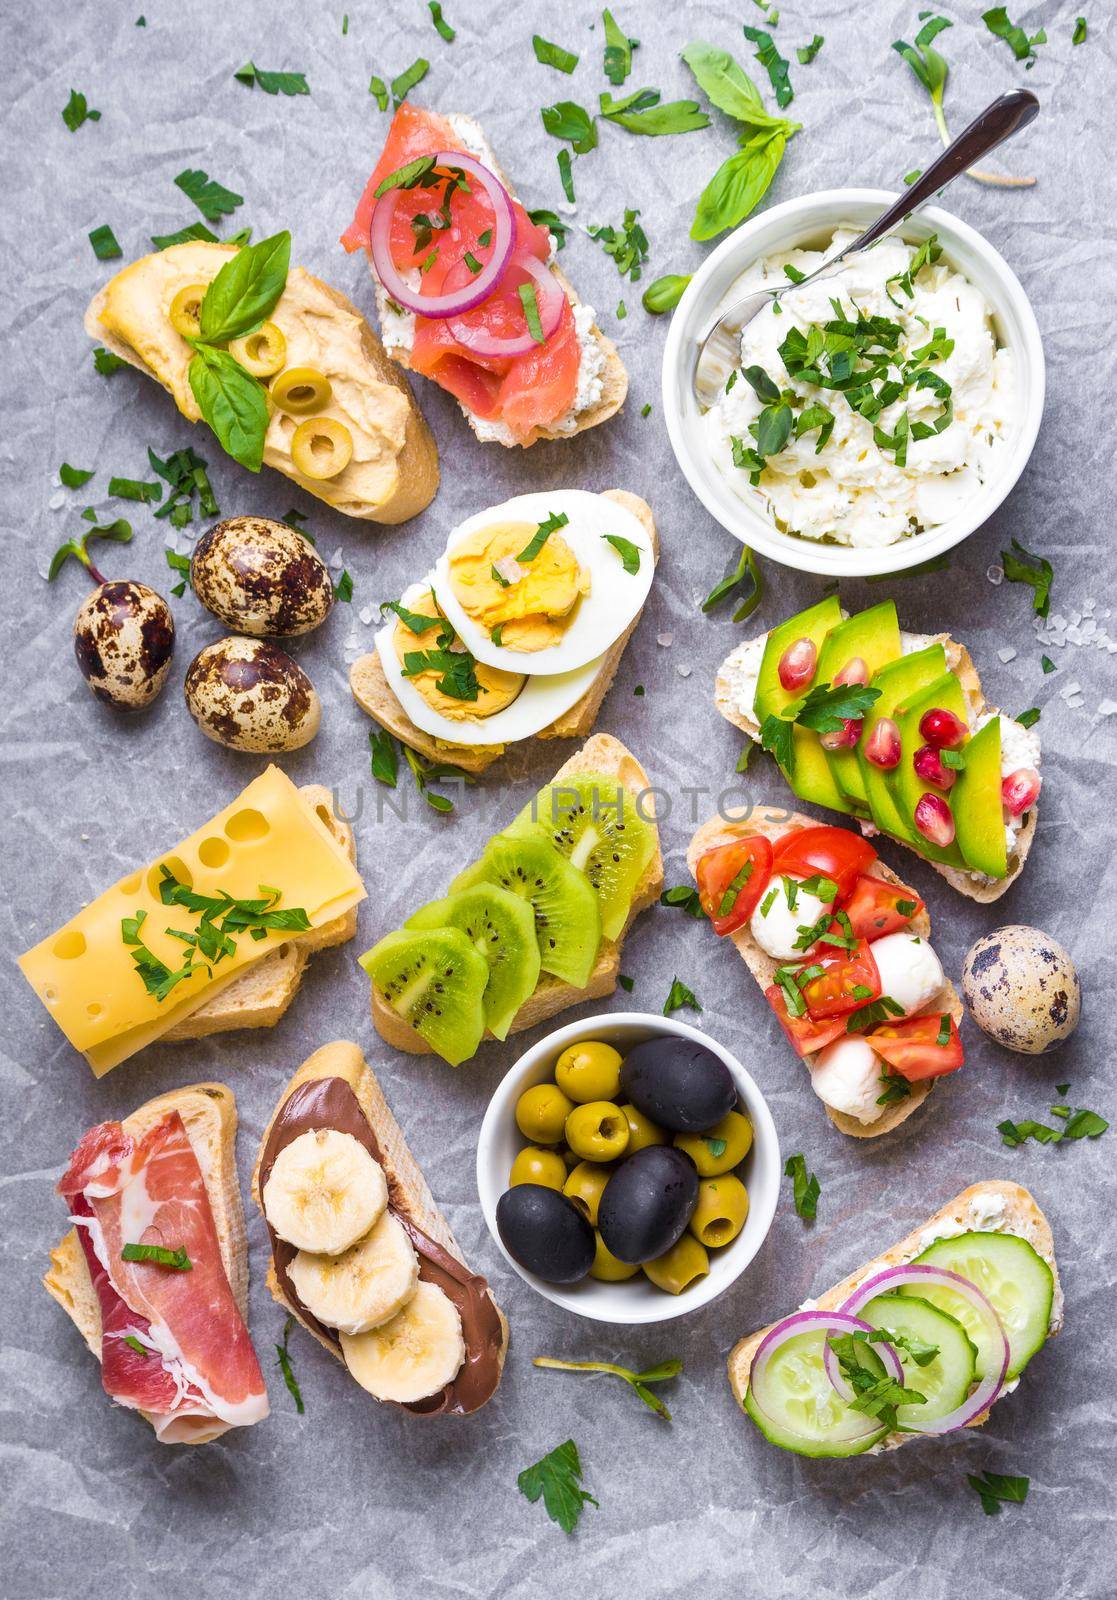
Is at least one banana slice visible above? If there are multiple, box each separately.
[263,1128,387,1255]
[288,1211,419,1336]
[340,1280,465,1403]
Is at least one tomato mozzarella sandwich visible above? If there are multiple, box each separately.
[687,812,963,1136]
[44,1084,268,1444]
[343,103,627,447]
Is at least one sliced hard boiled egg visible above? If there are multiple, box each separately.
[375,580,603,748]
[430,489,654,674]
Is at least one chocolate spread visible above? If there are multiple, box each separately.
[258,1076,504,1417]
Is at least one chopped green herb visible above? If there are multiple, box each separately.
[533,1355,680,1420]
[660,885,703,918]
[148,444,219,528]
[402,744,472,815]
[877,1071,913,1106]
[428,1,455,43]
[967,1470,1029,1515]
[390,59,430,105]
[941,748,966,770]
[903,169,922,185]
[403,647,482,703]
[234,63,310,96]
[700,543,764,623]
[276,1316,305,1413]
[164,548,192,596]
[828,1332,925,1431]
[63,90,101,131]
[463,250,483,274]
[704,1136,728,1159]
[518,510,569,562]
[518,282,546,344]
[533,35,579,73]
[998,1105,1107,1147]
[107,476,161,503]
[517,1440,598,1535]
[1001,538,1052,618]
[369,75,389,110]
[333,569,353,602]
[47,518,133,583]
[120,1243,191,1270]
[618,973,635,992]
[528,208,568,248]
[642,273,691,313]
[369,728,399,787]
[89,224,122,261]
[633,684,645,696]
[603,534,641,574]
[1017,707,1041,729]
[151,221,221,250]
[664,977,701,1015]
[785,1152,819,1220]
[716,861,755,918]
[736,743,752,773]
[599,88,709,137]
[541,100,597,154]
[845,995,906,1033]
[123,1335,150,1356]
[742,24,793,108]
[641,402,651,418]
[380,596,443,635]
[797,35,824,64]
[557,148,576,204]
[1073,17,1087,44]
[588,209,649,280]
[761,680,880,773]
[174,168,243,222]
[603,9,638,86]
[59,463,95,489]
[93,346,126,376]
[616,299,627,319]
[1041,655,1056,674]
[982,7,1045,64]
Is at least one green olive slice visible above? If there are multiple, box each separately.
[169,283,207,339]
[271,366,333,414]
[291,417,354,480]
[229,321,287,378]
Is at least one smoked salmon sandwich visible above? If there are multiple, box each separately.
[343,103,627,447]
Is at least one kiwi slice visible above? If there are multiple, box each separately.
[360,927,488,1067]
[452,832,601,988]
[406,884,541,1041]
[508,774,655,941]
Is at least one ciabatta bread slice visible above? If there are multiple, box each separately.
[369,111,627,448]
[729,1180,1061,1446]
[350,491,658,774]
[687,807,963,1138]
[371,732,663,1055]
[253,1041,508,1412]
[43,1082,248,1435]
[165,784,359,1040]
[715,633,1037,903]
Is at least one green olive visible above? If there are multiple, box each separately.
[562,1161,612,1227]
[515,1083,575,1145]
[554,1040,624,1103]
[169,282,207,339]
[689,1176,750,1249]
[229,320,287,377]
[291,417,354,481]
[271,365,333,414]
[589,1231,640,1282]
[509,1146,567,1191]
[564,1101,630,1163]
[621,1102,669,1154]
[674,1109,753,1178]
[642,1234,710,1295]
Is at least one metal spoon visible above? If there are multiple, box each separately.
[691,89,1039,408]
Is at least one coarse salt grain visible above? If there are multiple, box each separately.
[997,647,1017,663]
[657,632,673,647]
[987,564,1004,585]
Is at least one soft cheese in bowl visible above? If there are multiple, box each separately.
[662,190,1044,578]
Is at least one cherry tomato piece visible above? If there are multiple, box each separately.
[868,1014,964,1081]
[838,874,924,943]
[764,984,848,1058]
[800,938,881,1020]
[697,836,774,936]
[772,826,878,902]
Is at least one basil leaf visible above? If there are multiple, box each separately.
[234,63,310,96]
[541,100,597,154]
[701,543,763,621]
[680,40,784,128]
[742,24,794,108]
[602,534,641,574]
[533,35,579,73]
[188,346,269,471]
[691,129,786,242]
[600,91,708,136]
[198,230,290,344]
[369,728,399,787]
[754,401,793,457]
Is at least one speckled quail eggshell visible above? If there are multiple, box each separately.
[73,580,175,711]
[961,925,1081,1054]
[184,636,321,752]
[190,515,334,636]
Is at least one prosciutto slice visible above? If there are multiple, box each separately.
[59,1113,268,1443]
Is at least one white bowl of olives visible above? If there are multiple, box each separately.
[476,1012,781,1324]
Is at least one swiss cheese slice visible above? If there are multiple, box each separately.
[19,766,365,1075]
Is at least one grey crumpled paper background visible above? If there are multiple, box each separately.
[3,2,1115,1596]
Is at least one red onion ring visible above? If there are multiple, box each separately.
[833,1264,1010,1434]
[445,253,565,359]
[750,1310,905,1443]
[368,150,515,319]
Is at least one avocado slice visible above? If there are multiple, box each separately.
[858,644,948,839]
[815,602,903,809]
[952,717,1008,879]
[890,673,969,868]
[754,595,853,815]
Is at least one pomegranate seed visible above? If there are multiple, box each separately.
[1002,768,1041,816]
[914,792,956,847]
[864,718,902,769]
[778,637,817,692]
[833,656,870,687]
[820,717,863,751]
[919,707,967,749]
[913,743,956,791]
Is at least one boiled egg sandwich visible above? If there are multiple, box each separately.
[353,489,658,771]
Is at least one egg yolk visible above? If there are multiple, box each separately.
[393,593,524,722]
[446,520,590,652]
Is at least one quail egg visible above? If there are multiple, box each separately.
[184,636,321,752]
[73,580,175,711]
[190,515,334,636]
[962,925,1081,1054]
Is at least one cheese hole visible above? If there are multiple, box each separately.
[225,808,269,842]
[147,856,194,898]
[198,836,231,869]
[53,930,87,960]
[86,1002,103,1018]
[119,872,143,895]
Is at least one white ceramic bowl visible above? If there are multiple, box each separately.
[661,187,1045,578]
[476,1012,780,1324]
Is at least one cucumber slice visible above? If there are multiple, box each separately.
[859,1293,976,1428]
[912,1232,1054,1381]
[743,1329,887,1458]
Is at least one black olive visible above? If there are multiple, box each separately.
[620,1037,737,1133]
[496,1184,595,1284]
[597,1146,699,1264]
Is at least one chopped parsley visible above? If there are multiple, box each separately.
[234,63,310,96]
[402,744,473,815]
[663,977,701,1015]
[797,35,824,64]
[528,207,569,248]
[602,534,641,574]
[1000,538,1052,618]
[982,7,1045,64]
[967,1470,1029,1516]
[533,35,579,73]
[93,346,126,376]
[517,1440,598,1535]
[63,90,100,131]
[845,995,906,1033]
[743,23,793,107]
[518,510,569,562]
[700,542,763,622]
[174,168,243,222]
[148,445,219,529]
[603,9,638,86]
[784,1152,819,1220]
[390,59,430,106]
[518,282,546,344]
[828,1333,926,1431]
[89,224,122,260]
[660,885,703,918]
[760,680,880,773]
[369,728,400,787]
[541,100,597,154]
[402,647,482,703]
[588,209,649,280]
[333,569,353,602]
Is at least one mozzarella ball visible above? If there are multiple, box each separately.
[808,1037,884,1126]
[749,875,835,961]
[870,932,944,1017]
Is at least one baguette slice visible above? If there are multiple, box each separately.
[43,1082,248,1437]
[716,633,1037,903]
[350,491,658,774]
[729,1180,1062,1448]
[253,1041,508,1412]
[86,251,438,524]
[687,807,963,1138]
[371,733,664,1055]
[164,783,359,1041]
[369,112,627,448]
